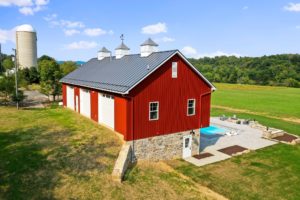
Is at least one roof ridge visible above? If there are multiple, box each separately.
[90,49,178,60]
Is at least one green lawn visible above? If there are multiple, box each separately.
[212,83,300,119]
[0,106,213,200]
[168,144,300,200]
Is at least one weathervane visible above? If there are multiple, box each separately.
[120,34,124,43]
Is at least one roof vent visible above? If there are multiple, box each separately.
[115,34,130,59]
[98,47,111,60]
[140,38,158,57]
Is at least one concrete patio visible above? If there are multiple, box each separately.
[185,117,278,167]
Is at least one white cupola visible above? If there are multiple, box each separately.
[97,47,111,60]
[140,38,158,57]
[115,42,130,59]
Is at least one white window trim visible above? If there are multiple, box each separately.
[172,62,178,78]
[149,101,159,121]
[187,99,196,116]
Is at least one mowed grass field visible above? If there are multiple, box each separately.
[0,106,218,200]
[168,144,300,200]
[212,83,300,120]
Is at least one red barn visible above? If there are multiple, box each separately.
[60,38,215,160]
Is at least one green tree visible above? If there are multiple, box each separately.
[20,67,40,84]
[189,53,300,88]
[0,76,15,104]
[12,90,26,105]
[60,61,77,76]
[3,57,14,71]
[39,58,62,101]
[28,67,40,83]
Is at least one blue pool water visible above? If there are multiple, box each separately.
[200,126,227,135]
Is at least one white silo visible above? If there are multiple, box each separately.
[16,24,37,69]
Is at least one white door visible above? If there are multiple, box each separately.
[80,89,91,118]
[182,135,192,158]
[66,86,74,110]
[75,96,79,112]
[98,93,114,129]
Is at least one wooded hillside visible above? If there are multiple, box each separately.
[189,54,300,87]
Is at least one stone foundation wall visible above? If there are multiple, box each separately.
[127,129,200,161]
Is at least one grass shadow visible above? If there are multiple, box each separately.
[0,127,56,200]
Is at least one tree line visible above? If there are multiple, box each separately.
[189,54,300,88]
[0,54,77,105]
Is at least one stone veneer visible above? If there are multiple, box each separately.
[126,129,200,161]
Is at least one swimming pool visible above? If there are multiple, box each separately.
[200,126,227,135]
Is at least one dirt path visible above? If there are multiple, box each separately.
[144,162,229,200]
[212,105,300,124]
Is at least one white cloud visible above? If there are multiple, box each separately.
[19,6,33,15]
[84,28,106,36]
[0,0,33,7]
[142,22,167,34]
[35,0,48,6]
[155,37,175,43]
[296,25,300,29]
[182,46,197,55]
[0,26,18,43]
[44,14,113,37]
[284,3,300,12]
[242,6,248,10]
[65,41,98,50]
[60,20,85,28]
[43,13,57,21]
[18,4,44,15]
[0,0,49,15]
[161,36,175,42]
[182,46,241,58]
[46,17,85,29]
[63,29,80,36]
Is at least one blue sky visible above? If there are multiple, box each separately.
[1,0,300,61]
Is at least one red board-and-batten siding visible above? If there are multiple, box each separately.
[126,54,211,140]
[62,54,212,141]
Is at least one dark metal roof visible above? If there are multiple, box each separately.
[61,50,177,94]
[140,38,158,46]
[115,42,130,50]
[60,50,216,94]
[98,47,110,52]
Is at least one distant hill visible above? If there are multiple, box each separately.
[189,54,300,88]
[58,61,85,66]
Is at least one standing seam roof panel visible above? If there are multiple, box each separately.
[60,50,177,93]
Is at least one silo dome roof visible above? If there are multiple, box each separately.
[16,24,35,32]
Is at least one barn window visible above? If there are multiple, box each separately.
[172,62,177,78]
[187,99,195,116]
[149,102,159,120]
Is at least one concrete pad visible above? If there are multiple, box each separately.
[185,149,231,167]
[185,117,278,167]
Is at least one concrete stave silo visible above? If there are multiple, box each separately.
[16,24,37,69]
